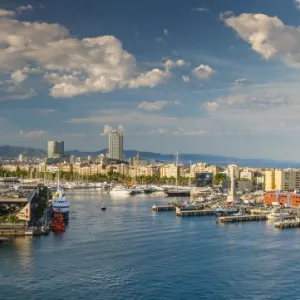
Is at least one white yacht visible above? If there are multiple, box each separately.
[52,172,70,215]
[52,189,70,215]
[267,208,290,220]
[110,185,132,196]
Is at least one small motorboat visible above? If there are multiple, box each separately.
[101,204,106,210]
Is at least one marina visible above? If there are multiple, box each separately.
[2,190,300,300]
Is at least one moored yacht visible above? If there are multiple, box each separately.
[110,185,132,196]
[51,172,70,217]
[52,189,70,216]
[267,208,290,220]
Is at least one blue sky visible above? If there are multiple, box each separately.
[1,0,300,160]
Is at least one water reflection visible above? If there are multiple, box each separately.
[12,237,33,269]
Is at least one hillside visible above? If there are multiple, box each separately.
[0,145,46,158]
[1,146,300,168]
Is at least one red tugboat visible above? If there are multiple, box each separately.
[52,211,65,232]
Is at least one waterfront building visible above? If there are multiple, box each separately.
[129,157,149,166]
[240,168,254,181]
[48,141,64,158]
[114,163,129,176]
[70,155,76,164]
[190,163,208,178]
[265,170,276,191]
[264,191,300,207]
[18,154,24,162]
[264,169,300,192]
[164,164,184,178]
[205,165,223,176]
[195,172,213,187]
[108,131,123,160]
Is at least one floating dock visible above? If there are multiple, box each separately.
[152,205,175,212]
[176,209,213,217]
[275,220,300,229]
[218,215,267,223]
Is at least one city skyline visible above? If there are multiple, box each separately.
[2,1,300,160]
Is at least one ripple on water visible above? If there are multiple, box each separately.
[2,193,300,300]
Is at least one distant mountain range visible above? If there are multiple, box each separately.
[1,145,300,168]
[0,145,46,158]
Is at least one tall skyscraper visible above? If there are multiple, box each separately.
[48,141,65,158]
[108,130,123,160]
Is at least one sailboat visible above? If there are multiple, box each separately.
[52,171,70,217]
[165,150,191,197]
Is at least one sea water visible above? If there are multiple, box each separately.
[1,190,300,300]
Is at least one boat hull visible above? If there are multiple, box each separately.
[165,191,190,197]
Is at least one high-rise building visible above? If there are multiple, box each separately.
[18,154,24,162]
[48,141,64,158]
[108,131,123,160]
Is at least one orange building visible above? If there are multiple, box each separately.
[264,192,300,207]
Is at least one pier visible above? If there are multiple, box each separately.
[218,215,267,223]
[275,220,300,229]
[0,223,27,236]
[176,209,213,217]
[152,205,175,212]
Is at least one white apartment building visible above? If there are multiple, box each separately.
[240,169,254,181]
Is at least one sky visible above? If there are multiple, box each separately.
[2,0,300,160]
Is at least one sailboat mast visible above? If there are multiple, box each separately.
[57,170,60,191]
[189,160,191,187]
[175,150,179,189]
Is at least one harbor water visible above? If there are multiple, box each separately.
[2,190,300,300]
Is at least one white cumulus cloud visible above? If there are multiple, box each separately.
[296,0,300,9]
[223,13,300,66]
[192,7,210,12]
[0,14,172,98]
[138,101,169,110]
[0,9,15,18]
[192,64,215,80]
[11,69,28,83]
[100,124,125,136]
[163,29,168,36]
[128,69,170,88]
[164,59,187,70]
[138,100,180,110]
[19,130,46,138]
[17,5,33,12]
[182,75,190,83]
